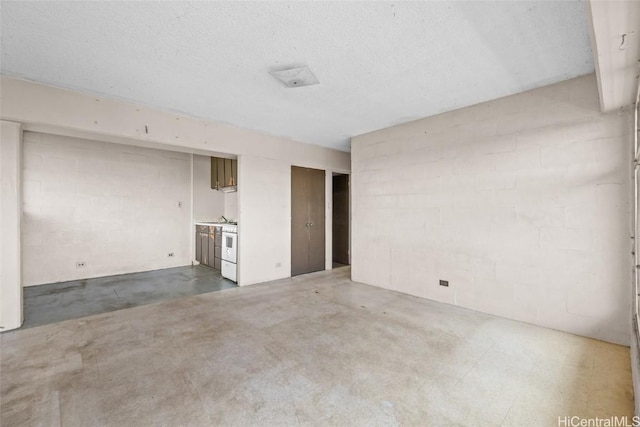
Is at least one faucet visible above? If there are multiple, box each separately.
[221,215,228,223]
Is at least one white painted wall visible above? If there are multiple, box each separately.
[0,77,350,170]
[0,76,350,306]
[225,192,238,221]
[351,74,632,345]
[238,155,291,286]
[0,121,23,330]
[22,132,192,286]
[192,154,225,222]
[237,156,351,286]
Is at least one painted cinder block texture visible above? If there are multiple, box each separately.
[351,74,632,345]
[21,132,192,286]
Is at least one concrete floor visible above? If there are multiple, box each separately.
[22,265,236,328]
[1,267,633,425]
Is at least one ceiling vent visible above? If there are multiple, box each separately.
[270,66,319,88]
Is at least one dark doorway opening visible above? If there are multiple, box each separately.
[332,174,349,267]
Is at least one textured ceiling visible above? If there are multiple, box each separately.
[1,1,594,152]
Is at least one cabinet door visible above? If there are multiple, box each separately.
[211,157,238,189]
[195,231,202,263]
[200,233,209,266]
[208,234,216,267]
[213,227,222,247]
[216,158,225,189]
[231,159,237,186]
[211,157,219,189]
[221,159,229,187]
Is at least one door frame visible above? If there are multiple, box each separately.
[325,171,351,270]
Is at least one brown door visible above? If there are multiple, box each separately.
[332,174,349,265]
[291,166,325,276]
[307,167,326,272]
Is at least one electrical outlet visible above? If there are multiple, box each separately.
[168,253,174,257]
[275,262,281,268]
[76,262,86,268]
[439,280,449,287]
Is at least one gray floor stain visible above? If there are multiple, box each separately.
[21,265,236,329]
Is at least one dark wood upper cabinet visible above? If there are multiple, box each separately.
[211,157,219,189]
[211,157,237,190]
[231,159,237,185]
[224,159,232,186]
[217,158,225,188]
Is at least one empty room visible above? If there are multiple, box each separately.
[1,1,639,426]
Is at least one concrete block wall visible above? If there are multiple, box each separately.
[351,74,632,345]
[22,132,192,286]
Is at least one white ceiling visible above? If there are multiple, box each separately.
[1,1,594,152]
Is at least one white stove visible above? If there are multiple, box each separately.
[221,224,237,282]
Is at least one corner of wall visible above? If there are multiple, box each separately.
[0,120,24,331]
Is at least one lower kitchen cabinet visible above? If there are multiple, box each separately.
[213,227,222,270]
[195,226,209,266]
[208,233,216,267]
[195,225,222,271]
[195,233,201,262]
